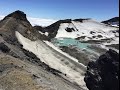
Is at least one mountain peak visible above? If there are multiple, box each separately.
[4,10,27,21]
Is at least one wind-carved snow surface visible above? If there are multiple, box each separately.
[16,31,88,90]
[56,19,119,45]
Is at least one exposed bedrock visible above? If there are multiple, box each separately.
[84,49,119,90]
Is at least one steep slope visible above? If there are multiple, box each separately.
[0,51,80,90]
[15,31,88,90]
[0,10,34,44]
[0,10,119,90]
[0,11,88,90]
[44,19,72,38]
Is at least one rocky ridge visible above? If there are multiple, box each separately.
[102,17,119,26]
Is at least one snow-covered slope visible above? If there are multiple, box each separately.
[55,19,119,44]
[16,31,88,90]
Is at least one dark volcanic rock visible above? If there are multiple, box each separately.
[32,26,49,40]
[45,19,72,39]
[0,43,10,53]
[73,18,90,22]
[0,10,34,44]
[3,10,28,21]
[65,27,75,32]
[84,49,119,90]
[33,26,44,32]
[102,17,119,26]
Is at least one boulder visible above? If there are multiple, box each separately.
[0,43,10,53]
[84,49,119,90]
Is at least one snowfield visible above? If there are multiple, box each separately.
[55,19,119,45]
[16,31,88,90]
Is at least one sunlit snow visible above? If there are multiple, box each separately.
[16,31,88,90]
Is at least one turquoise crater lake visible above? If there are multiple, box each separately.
[51,38,90,50]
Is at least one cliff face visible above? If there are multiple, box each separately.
[84,49,119,90]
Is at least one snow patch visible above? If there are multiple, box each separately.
[15,31,88,90]
[39,31,49,36]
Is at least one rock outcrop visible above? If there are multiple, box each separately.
[3,10,28,21]
[84,49,119,90]
[0,10,33,44]
[0,43,10,53]
[102,17,119,26]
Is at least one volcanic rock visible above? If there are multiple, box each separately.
[84,49,119,90]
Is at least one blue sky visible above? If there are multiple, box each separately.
[0,0,119,21]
